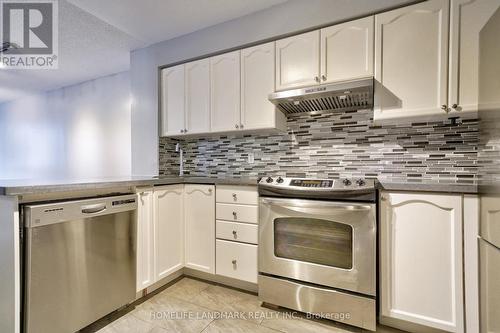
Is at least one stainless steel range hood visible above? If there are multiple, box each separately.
[268,78,373,116]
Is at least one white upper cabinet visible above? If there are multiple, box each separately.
[275,30,320,90]
[160,65,185,136]
[185,59,211,134]
[449,0,500,115]
[380,192,464,333]
[210,51,241,132]
[320,16,374,83]
[184,184,215,274]
[154,185,184,281]
[241,42,279,130]
[374,0,450,121]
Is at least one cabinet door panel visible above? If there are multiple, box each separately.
[449,0,500,114]
[154,185,184,281]
[185,59,210,134]
[136,189,154,292]
[184,185,215,274]
[275,30,320,90]
[241,42,276,130]
[374,0,449,121]
[380,192,464,333]
[160,65,185,136]
[210,51,240,132]
[216,240,258,283]
[321,16,374,83]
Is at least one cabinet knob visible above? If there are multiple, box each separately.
[232,230,237,238]
[232,193,237,200]
[180,129,183,133]
[321,75,327,81]
[452,104,458,109]
[235,124,239,129]
[240,124,244,129]
[314,76,320,83]
[232,211,237,219]
[184,128,188,133]
[208,188,213,193]
[441,105,448,112]
[232,259,237,265]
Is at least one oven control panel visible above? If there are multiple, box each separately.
[258,177,375,191]
[289,179,333,188]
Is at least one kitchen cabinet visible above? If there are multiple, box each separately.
[275,30,320,90]
[160,65,185,136]
[184,184,215,274]
[185,59,211,134]
[320,16,374,83]
[241,42,285,131]
[216,240,258,283]
[380,191,464,333]
[449,0,500,115]
[154,185,184,281]
[136,189,155,291]
[210,51,241,132]
[374,0,450,122]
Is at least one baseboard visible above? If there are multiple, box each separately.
[183,268,258,293]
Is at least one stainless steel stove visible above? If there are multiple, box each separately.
[258,177,377,331]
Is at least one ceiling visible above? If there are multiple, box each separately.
[0,0,287,104]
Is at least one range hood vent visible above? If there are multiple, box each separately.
[268,78,374,116]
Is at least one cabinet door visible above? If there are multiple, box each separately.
[374,0,450,121]
[184,184,215,274]
[320,16,374,83]
[210,51,241,132]
[154,185,184,281]
[449,0,500,114]
[136,189,155,292]
[241,42,276,130]
[380,192,464,333]
[160,65,185,136]
[185,59,210,134]
[275,30,320,90]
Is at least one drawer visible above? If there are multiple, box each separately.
[216,185,258,205]
[216,203,258,224]
[216,220,258,244]
[216,240,258,283]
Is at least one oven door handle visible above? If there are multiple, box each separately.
[260,197,373,212]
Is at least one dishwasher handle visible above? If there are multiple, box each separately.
[81,203,107,214]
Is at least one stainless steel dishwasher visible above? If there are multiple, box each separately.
[23,194,137,333]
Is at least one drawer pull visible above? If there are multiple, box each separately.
[232,260,237,265]
[232,193,237,201]
[232,211,237,219]
[232,230,237,238]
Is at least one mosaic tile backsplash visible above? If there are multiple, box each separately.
[159,109,479,182]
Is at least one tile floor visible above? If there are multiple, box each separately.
[82,277,404,333]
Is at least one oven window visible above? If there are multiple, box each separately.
[274,217,353,269]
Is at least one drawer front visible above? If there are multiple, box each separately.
[216,240,258,283]
[216,185,258,205]
[216,220,258,244]
[216,203,258,224]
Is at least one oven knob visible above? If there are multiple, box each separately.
[266,177,273,183]
[342,179,352,186]
[356,179,366,186]
[277,177,284,183]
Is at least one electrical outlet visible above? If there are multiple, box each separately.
[248,152,254,164]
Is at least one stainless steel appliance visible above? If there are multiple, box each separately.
[268,78,373,116]
[23,194,137,333]
[479,197,500,333]
[258,177,377,331]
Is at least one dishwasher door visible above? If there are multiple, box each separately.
[23,194,137,333]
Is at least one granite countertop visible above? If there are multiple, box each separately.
[0,176,259,196]
[0,175,483,197]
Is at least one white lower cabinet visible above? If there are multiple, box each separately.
[136,185,185,292]
[154,185,184,281]
[216,220,258,244]
[216,240,258,283]
[184,184,216,274]
[380,191,464,333]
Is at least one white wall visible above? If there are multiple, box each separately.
[130,0,417,176]
[0,71,131,180]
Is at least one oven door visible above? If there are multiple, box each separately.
[259,197,376,296]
